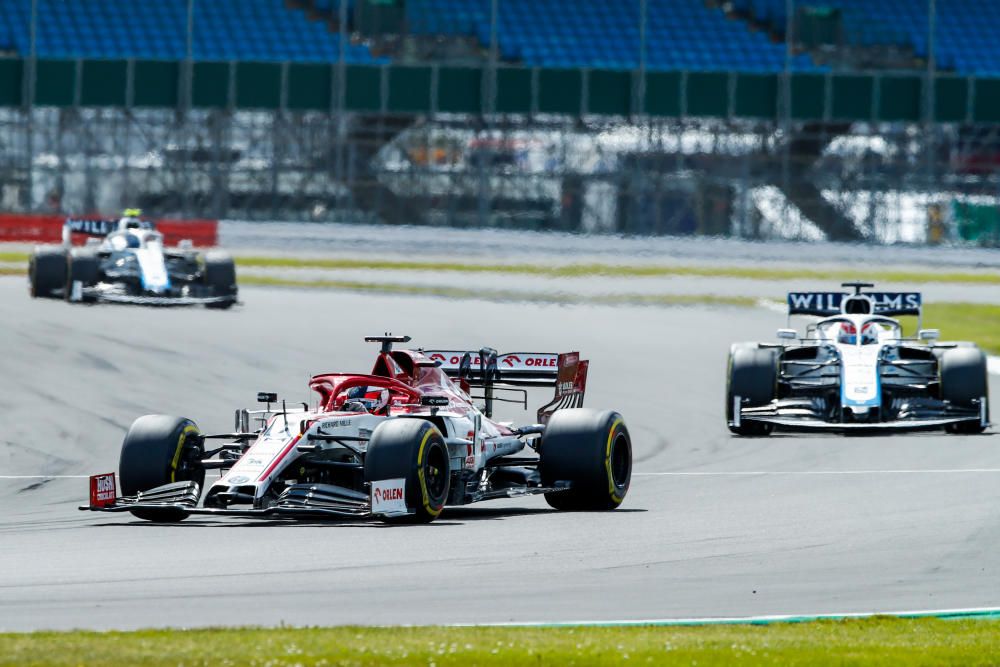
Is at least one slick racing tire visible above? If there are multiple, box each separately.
[202,250,237,309]
[119,415,204,522]
[365,419,450,523]
[726,343,778,436]
[28,246,67,299]
[539,409,632,511]
[939,347,989,434]
[65,248,100,303]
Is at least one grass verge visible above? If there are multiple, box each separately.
[923,303,1000,354]
[4,251,1000,284]
[236,255,1000,285]
[239,274,758,308]
[3,618,1000,666]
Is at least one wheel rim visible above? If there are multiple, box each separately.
[424,442,448,500]
[609,432,630,489]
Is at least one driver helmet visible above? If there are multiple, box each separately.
[860,321,880,345]
[125,233,142,249]
[118,208,145,232]
[837,322,857,344]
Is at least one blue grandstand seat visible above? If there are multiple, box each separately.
[2,0,381,63]
[5,0,1000,74]
[407,0,820,72]
[411,0,1000,75]
[735,0,1000,75]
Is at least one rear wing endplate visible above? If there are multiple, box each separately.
[424,349,588,422]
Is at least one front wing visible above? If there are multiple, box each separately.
[732,396,989,433]
[88,292,235,307]
[79,479,571,521]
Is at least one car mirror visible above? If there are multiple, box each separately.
[234,409,250,433]
[918,329,940,341]
[776,328,797,340]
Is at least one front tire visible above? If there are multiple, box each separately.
[202,250,237,309]
[726,343,778,436]
[28,247,67,298]
[939,347,989,434]
[365,419,450,523]
[65,248,100,303]
[119,415,204,522]
[539,409,632,511]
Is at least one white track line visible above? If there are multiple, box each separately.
[635,469,1000,476]
[0,475,88,479]
[451,605,1000,627]
[989,355,1000,376]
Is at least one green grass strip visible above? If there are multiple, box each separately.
[239,274,756,308]
[4,250,1000,284]
[235,255,1000,285]
[3,618,1000,666]
[924,303,1000,355]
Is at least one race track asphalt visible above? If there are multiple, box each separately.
[0,276,997,631]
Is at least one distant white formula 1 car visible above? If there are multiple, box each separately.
[28,211,237,307]
[727,282,990,435]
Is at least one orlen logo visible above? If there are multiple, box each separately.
[429,353,446,362]
[502,354,522,367]
[502,354,557,368]
[374,486,404,503]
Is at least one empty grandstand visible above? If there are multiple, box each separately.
[0,0,998,244]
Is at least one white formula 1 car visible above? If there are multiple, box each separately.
[28,212,237,307]
[81,335,632,522]
[727,282,990,434]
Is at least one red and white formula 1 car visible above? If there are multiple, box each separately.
[81,335,632,523]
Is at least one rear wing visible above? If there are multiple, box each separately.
[424,349,588,422]
[61,217,156,245]
[786,291,922,317]
[62,218,117,244]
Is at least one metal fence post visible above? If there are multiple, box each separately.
[782,0,794,238]
[925,0,936,202]
[24,0,37,211]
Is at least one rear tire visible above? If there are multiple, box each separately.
[65,248,100,303]
[365,419,450,523]
[202,250,237,309]
[119,415,204,522]
[540,409,632,511]
[28,247,67,298]
[939,347,989,434]
[726,344,777,436]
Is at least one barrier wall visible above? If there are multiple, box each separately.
[0,214,218,247]
[3,57,999,122]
